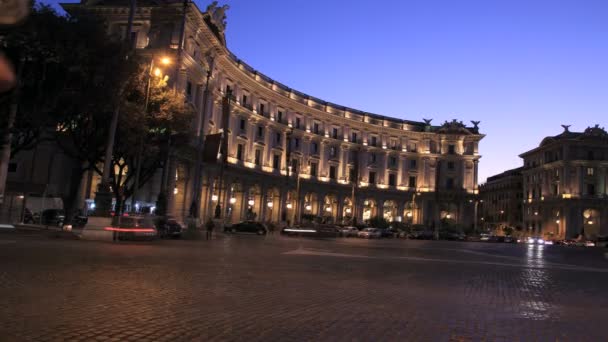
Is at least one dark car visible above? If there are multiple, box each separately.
[156,217,183,238]
[107,216,157,240]
[225,221,267,235]
[440,231,465,241]
[503,236,517,243]
[380,228,399,238]
[410,230,434,240]
[40,209,65,227]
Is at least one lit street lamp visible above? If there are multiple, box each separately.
[131,55,171,212]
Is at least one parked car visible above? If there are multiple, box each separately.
[105,216,157,240]
[156,217,184,238]
[503,236,517,243]
[410,230,434,240]
[595,236,608,248]
[480,234,491,242]
[380,228,399,238]
[40,209,65,227]
[358,228,381,239]
[339,226,359,237]
[225,221,267,235]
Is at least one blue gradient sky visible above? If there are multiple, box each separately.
[46,0,608,182]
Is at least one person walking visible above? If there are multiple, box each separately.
[205,217,215,240]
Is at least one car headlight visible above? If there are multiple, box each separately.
[537,239,545,244]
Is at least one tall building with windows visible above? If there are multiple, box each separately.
[62,1,484,227]
[520,125,608,239]
[479,167,523,233]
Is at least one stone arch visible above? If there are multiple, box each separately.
[343,197,353,224]
[583,208,601,239]
[362,198,377,222]
[383,200,397,223]
[302,192,320,223]
[322,194,338,224]
[264,187,280,223]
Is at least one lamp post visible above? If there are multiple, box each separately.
[131,56,171,212]
[214,89,232,220]
[190,53,215,219]
[281,128,293,225]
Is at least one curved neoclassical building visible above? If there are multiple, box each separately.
[63,1,484,227]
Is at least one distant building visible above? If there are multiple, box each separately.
[519,125,608,239]
[479,167,523,233]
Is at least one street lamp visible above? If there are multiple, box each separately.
[282,127,293,224]
[131,55,171,213]
[191,53,215,219]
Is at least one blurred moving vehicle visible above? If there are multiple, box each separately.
[225,221,267,235]
[358,228,381,239]
[104,216,157,240]
[339,226,359,237]
[282,225,340,238]
[155,217,183,238]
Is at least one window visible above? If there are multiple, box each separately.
[408,176,417,188]
[239,118,246,131]
[332,127,338,139]
[186,81,192,98]
[587,183,595,195]
[254,150,261,165]
[446,178,454,189]
[409,142,417,152]
[277,111,283,123]
[410,159,417,169]
[447,161,454,170]
[291,158,298,172]
[294,138,300,149]
[225,85,232,94]
[552,184,558,196]
[388,173,396,186]
[257,126,264,138]
[295,117,301,129]
[329,166,337,180]
[8,163,16,173]
[390,139,397,149]
[275,132,281,144]
[329,146,337,158]
[371,136,377,147]
[311,142,318,154]
[389,156,397,167]
[587,167,594,176]
[349,167,356,182]
[588,150,594,160]
[351,132,358,143]
[313,122,320,134]
[369,171,376,185]
[369,153,376,163]
[448,144,455,154]
[259,103,265,115]
[273,154,280,170]
[236,144,244,161]
[242,94,248,106]
[310,162,318,176]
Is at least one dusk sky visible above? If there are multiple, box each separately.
[48,0,608,182]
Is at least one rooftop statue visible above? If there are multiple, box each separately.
[206,1,230,32]
[583,124,608,137]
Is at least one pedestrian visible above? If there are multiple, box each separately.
[205,217,215,240]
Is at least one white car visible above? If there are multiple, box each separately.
[358,228,381,239]
[340,226,359,237]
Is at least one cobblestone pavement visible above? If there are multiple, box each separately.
[1,231,608,341]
